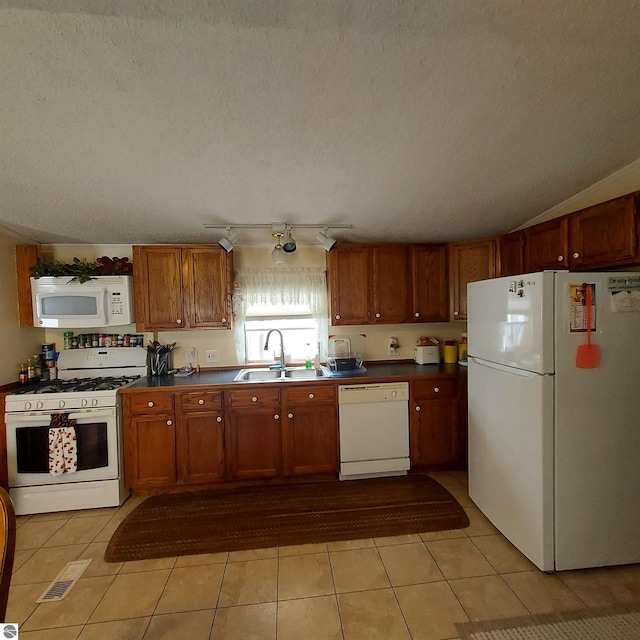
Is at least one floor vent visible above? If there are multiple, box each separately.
[37,559,92,603]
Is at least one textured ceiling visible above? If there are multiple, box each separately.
[1,0,640,246]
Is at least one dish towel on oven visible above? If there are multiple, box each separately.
[49,414,78,476]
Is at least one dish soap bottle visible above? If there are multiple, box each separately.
[304,344,313,369]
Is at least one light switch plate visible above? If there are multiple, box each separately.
[205,349,220,363]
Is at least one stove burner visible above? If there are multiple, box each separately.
[13,376,140,395]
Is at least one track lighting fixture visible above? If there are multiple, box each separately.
[204,222,351,256]
[315,229,337,252]
[271,232,286,264]
[282,226,297,253]
[218,227,239,253]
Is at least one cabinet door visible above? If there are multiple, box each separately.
[182,247,232,329]
[177,410,225,484]
[133,246,184,331]
[226,410,282,480]
[176,390,225,484]
[524,217,569,272]
[126,414,177,488]
[282,387,338,476]
[371,245,411,323]
[499,231,525,276]
[448,239,496,322]
[410,378,461,469]
[411,244,448,322]
[569,194,638,268]
[327,246,370,325]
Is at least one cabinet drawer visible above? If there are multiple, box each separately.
[412,378,458,400]
[179,390,223,411]
[227,389,280,408]
[284,386,336,405]
[127,392,174,414]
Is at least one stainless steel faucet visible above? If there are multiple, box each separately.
[264,329,285,369]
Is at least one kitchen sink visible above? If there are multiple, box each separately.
[284,368,326,379]
[233,367,326,382]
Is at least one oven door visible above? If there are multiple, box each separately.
[5,407,120,488]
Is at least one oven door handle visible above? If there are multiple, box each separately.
[66,409,117,420]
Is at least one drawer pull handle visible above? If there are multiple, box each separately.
[375,312,381,318]
[147,401,154,408]
[176,319,182,324]
[415,405,421,411]
[274,414,280,420]
[166,420,173,426]
[415,312,420,317]
[198,399,205,405]
[252,396,258,403]
[308,393,314,399]
[434,387,440,393]
[335,314,341,320]
[453,311,459,316]
[288,413,294,419]
[573,252,580,259]
[557,255,564,262]
[221,318,226,323]
[216,416,222,423]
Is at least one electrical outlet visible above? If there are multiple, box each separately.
[205,349,220,363]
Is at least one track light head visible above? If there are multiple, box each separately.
[282,227,297,253]
[316,229,337,251]
[218,227,238,253]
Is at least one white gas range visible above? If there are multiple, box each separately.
[4,348,147,515]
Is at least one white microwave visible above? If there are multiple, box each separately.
[31,276,135,328]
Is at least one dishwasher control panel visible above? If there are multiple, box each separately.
[338,382,409,404]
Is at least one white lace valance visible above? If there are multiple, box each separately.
[233,267,327,316]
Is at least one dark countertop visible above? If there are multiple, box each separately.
[122,361,466,392]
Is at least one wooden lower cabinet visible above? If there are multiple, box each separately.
[410,377,466,469]
[175,390,225,484]
[225,389,282,480]
[124,392,177,488]
[124,389,225,489]
[282,386,338,476]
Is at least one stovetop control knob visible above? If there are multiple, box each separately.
[25,401,31,410]
[81,399,89,407]
[36,401,43,409]
[92,398,99,407]
[59,400,66,409]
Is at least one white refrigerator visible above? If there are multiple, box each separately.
[467,270,640,572]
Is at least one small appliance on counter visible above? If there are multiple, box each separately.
[414,337,440,364]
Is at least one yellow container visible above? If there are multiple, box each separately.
[443,344,458,364]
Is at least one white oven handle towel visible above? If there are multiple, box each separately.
[48,414,78,476]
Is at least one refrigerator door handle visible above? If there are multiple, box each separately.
[468,356,546,378]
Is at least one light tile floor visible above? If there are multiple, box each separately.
[8,471,640,639]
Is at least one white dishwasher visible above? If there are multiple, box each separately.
[338,382,410,480]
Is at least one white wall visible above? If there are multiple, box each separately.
[519,158,640,229]
[0,228,45,385]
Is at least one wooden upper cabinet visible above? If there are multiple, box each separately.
[411,244,448,322]
[133,245,232,331]
[371,244,411,324]
[568,193,638,269]
[181,247,232,329]
[448,238,496,322]
[327,245,371,325]
[523,217,569,272]
[499,231,525,277]
[16,245,38,327]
